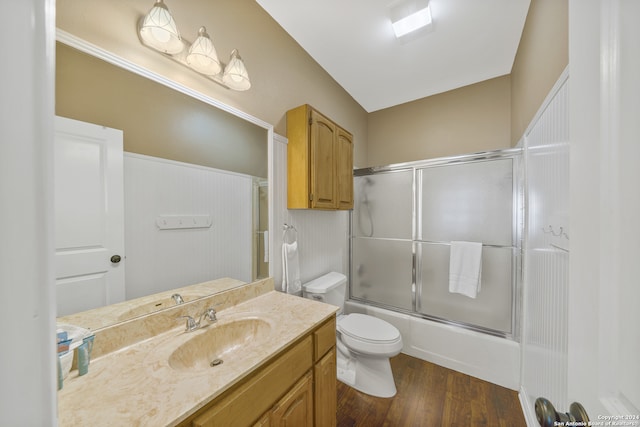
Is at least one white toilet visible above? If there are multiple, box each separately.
[303,272,403,398]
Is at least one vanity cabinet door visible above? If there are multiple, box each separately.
[189,337,313,427]
[314,347,337,427]
[270,371,313,427]
[252,412,271,427]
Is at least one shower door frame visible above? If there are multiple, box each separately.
[349,148,523,340]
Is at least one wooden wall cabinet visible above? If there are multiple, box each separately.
[179,317,337,427]
[287,105,353,210]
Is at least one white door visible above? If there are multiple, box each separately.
[569,0,640,420]
[54,116,125,316]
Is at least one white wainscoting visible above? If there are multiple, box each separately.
[520,70,570,425]
[124,153,253,299]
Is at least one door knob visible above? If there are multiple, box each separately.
[535,397,589,427]
[110,255,122,264]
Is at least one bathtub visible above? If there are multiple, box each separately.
[345,300,520,390]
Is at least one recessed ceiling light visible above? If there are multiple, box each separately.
[392,5,432,38]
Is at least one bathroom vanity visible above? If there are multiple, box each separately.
[57,278,338,427]
[177,316,336,427]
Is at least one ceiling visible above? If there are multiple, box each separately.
[255,0,531,112]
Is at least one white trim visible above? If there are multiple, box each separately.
[1,1,56,424]
[266,128,275,275]
[519,386,538,427]
[124,152,258,180]
[568,0,640,418]
[596,0,621,411]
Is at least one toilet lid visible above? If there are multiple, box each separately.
[338,313,400,343]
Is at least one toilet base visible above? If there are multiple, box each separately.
[337,349,398,398]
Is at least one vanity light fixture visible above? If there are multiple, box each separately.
[222,49,251,91]
[186,27,221,76]
[138,0,251,91]
[138,0,183,54]
[390,0,433,39]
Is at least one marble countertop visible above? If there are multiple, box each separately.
[57,290,337,426]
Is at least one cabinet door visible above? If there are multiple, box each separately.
[314,347,337,427]
[310,109,337,209]
[336,128,353,210]
[253,412,271,427]
[271,372,314,427]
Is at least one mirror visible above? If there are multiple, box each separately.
[57,277,246,331]
[55,36,273,331]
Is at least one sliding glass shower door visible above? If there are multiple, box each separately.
[350,150,521,337]
[351,170,414,311]
[416,158,516,334]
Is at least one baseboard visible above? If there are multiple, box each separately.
[519,386,538,427]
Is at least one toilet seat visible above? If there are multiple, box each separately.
[337,314,403,356]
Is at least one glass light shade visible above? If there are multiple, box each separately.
[186,27,222,75]
[222,49,251,91]
[139,0,183,54]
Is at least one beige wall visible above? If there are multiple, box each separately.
[365,0,568,167]
[510,0,569,144]
[57,43,268,177]
[56,0,369,167]
[367,75,512,166]
[57,0,568,170]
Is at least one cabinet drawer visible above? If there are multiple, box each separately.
[314,316,336,361]
[192,336,313,427]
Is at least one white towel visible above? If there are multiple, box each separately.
[449,241,483,298]
[281,241,301,295]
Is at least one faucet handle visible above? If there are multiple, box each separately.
[200,308,217,323]
[178,315,199,332]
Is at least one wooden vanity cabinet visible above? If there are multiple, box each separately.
[314,347,337,427]
[179,316,337,427]
[269,372,314,426]
[287,104,353,210]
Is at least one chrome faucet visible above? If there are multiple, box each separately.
[199,308,217,324]
[178,308,218,332]
[179,315,199,332]
[171,293,185,304]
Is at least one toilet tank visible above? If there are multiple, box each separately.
[302,272,347,313]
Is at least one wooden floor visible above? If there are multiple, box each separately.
[336,353,527,427]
